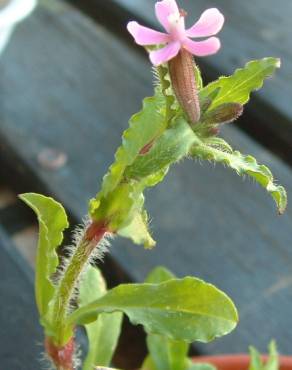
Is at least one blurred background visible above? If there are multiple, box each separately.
[0,0,292,369]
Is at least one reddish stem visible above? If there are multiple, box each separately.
[85,220,109,243]
[48,220,109,368]
[45,336,75,370]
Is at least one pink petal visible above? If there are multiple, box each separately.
[186,8,224,38]
[183,37,221,57]
[155,0,180,32]
[149,41,181,66]
[127,21,170,45]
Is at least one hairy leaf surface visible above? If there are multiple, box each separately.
[118,210,155,249]
[200,58,280,109]
[192,142,287,214]
[98,91,166,199]
[125,118,197,180]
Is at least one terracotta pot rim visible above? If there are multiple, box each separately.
[193,354,292,370]
[195,354,292,361]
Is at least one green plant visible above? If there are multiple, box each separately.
[249,342,279,370]
[20,1,286,369]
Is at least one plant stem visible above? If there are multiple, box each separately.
[45,336,75,370]
[49,221,108,346]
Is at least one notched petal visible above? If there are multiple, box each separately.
[155,0,180,32]
[183,37,221,57]
[186,8,224,38]
[149,41,180,66]
[127,21,170,45]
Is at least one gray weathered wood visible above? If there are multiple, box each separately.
[1,0,292,355]
[0,226,42,370]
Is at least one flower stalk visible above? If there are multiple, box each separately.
[46,221,109,368]
[45,337,75,370]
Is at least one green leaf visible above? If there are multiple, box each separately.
[114,168,170,249]
[19,193,68,317]
[192,142,287,214]
[79,266,122,370]
[97,90,166,199]
[89,90,170,247]
[201,137,233,153]
[145,267,188,370]
[200,88,220,114]
[90,181,156,248]
[141,167,170,188]
[147,334,189,370]
[265,341,279,370]
[142,356,157,370]
[145,266,176,284]
[186,363,217,370]
[194,64,203,90]
[118,210,155,249]
[69,277,238,343]
[125,118,197,180]
[249,346,263,370]
[249,341,279,370]
[156,65,176,123]
[91,182,144,231]
[91,117,197,248]
[200,58,280,109]
[90,179,155,248]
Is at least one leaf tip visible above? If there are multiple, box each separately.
[18,192,31,202]
[278,206,286,216]
[274,185,287,215]
[144,239,156,250]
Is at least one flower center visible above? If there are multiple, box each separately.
[167,10,186,42]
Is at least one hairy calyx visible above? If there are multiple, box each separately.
[169,49,200,124]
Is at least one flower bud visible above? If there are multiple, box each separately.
[207,126,220,136]
[204,103,243,125]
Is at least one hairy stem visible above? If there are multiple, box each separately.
[45,336,75,370]
[49,221,108,346]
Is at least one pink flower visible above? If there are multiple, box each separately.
[127,0,224,66]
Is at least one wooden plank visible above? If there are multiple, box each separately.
[12,225,38,267]
[1,0,292,354]
[0,226,42,369]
